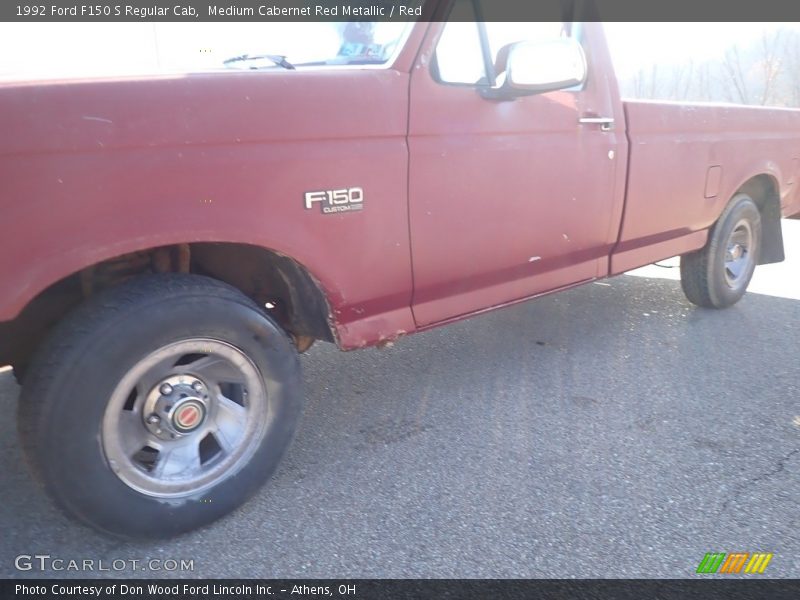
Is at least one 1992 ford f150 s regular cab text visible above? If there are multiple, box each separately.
[1,8,799,537]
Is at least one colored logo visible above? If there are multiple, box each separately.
[696,552,773,574]
[172,400,206,432]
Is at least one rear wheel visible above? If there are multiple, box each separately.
[18,274,302,539]
[680,193,761,308]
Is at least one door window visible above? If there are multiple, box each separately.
[433,0,571,86]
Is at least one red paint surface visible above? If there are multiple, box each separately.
[612,99,800,274]
[1,20,799,349]
[408,23,627,325]
[0,69,416,347]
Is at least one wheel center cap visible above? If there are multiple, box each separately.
[172,399,206,433]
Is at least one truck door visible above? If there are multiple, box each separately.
[407,4,627,326]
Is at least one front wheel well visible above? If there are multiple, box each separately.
[0,243,336,374]
[189,243,335,346]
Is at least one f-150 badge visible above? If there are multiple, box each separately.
[304,187,364,214]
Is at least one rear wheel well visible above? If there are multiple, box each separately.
[1,243,335,374]
[735,174,784,265]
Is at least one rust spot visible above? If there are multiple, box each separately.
[152,248,172,273]
[80,250,154,297]
[292,335,315,353]
[176,244,190,273]
[80,266,95,298]
[376,329,407,349]
[153,245,190,273]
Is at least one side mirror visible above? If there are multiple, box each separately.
[480,38,587,101]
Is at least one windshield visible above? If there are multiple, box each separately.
[0,22,415,81]
[284,22,413,67]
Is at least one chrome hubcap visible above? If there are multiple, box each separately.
[724,220,754,289]
[143,375,210,440]
[101,339,270,498]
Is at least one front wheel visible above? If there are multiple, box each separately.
[680,193,762,309]
[18,274,303,539]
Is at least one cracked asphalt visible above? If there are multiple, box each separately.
[1,221,798,579]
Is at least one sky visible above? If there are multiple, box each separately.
[604,22,800,80]
[1,22,800,81]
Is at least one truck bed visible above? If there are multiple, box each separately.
[612,100,800,273]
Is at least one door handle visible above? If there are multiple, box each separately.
[579,116,615,131]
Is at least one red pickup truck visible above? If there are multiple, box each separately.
[1,14,799,538]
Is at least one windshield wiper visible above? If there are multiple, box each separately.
[222,54,296,70]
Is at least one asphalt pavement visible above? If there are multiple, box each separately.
[1,221,798,579]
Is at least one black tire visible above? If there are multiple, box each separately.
[17,274,302,539]
[680,193,762,309]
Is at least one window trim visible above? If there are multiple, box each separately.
[430,3,493,89]
[473,0,497,87]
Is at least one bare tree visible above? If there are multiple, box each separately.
[618,27,800,108]
[694,62,713,102]
[721,45,750,104]
[779,29,800,106]
[757,29,784,105]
